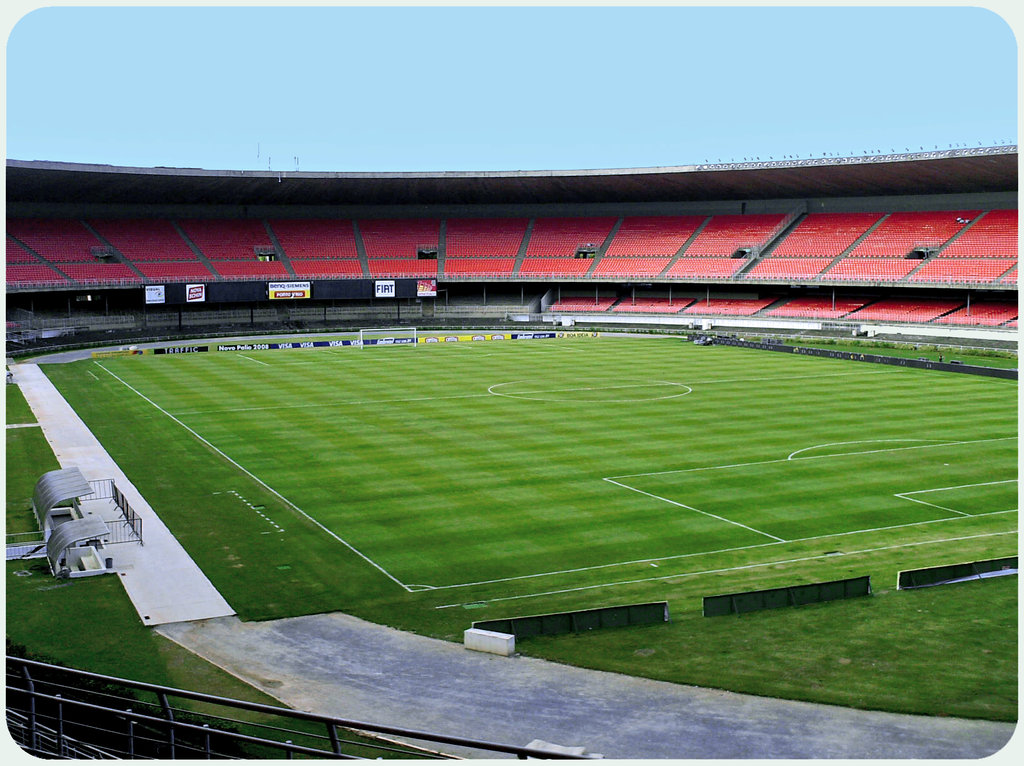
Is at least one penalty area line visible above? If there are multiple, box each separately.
[603,478,784,542]
[94,362,412,592]
[434,530,1017,609]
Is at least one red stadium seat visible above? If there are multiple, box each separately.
[681,296,778,315]
[518,257,594,277]
[290,259,365,278]
[7,218,105,262]
[604,216,706,256]
[360,219,440,259]
[665,257,745,279]
[90,219,198,262]
[443,258,515,277]
[270,219,360,259]
[209,260,290,278]
[744,258,832,280]
[5,263,71,286]
[60,262,141,284]
[611,297,692,313]
[179,219,276,260]
[938,209,1017,258]
[549,297,616,312]
[934,302,1018,326]
[590,257,671,278]
[135,262,215,281]
[770,213,883,257]
[366,259,438,278]
[682,214,787,256]
[525,217,617,257]
[846,298,963,323]
[846,211,980,257]
[908,258,1015,284]
[445,218,528,257]
[821,258,918,281]
[764,297,866,319]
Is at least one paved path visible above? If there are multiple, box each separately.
[11,362,235,626]
[158,612,1017,760]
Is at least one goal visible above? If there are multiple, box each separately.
[358,327,418,349]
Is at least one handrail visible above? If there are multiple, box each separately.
[7,655,599,759]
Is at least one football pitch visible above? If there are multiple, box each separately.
[44,334,1017,623]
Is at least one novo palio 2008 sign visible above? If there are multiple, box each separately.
[268,281,312,300]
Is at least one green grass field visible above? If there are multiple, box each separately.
[35,334,1018,718]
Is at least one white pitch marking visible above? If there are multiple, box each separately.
[434,530,1018,609]
[488,380,692,402]
[606,436,1017,481]
[894,479,1018,516]
[899,479,1018,495]
[787,439,947,461]
[424,507,1019,593]
[95,362,410,591]
[237,354,270,367]
[895,495,972,516]
[604,478,784,541]
[176,391,494,416]
[86,370,100,380]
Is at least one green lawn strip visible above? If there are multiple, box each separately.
[519,575,1017,722]
[6,383,36,424]
[6,422,60,534]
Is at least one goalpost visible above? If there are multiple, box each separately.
[358,327,418,348]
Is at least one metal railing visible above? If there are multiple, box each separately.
[7,656,599,759]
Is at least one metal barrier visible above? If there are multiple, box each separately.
[711,336,1018,380]
[474,602,669,639]
[703,576,872,617]
[6,656,598,759]
[897,556,1018,589]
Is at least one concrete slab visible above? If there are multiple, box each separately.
[11,363,235,626]
[157,611,1017,760]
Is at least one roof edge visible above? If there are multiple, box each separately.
[6,145,1017,182]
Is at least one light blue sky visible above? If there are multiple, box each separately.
[4,4,1019,173]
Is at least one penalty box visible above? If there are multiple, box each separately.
[605,439,1017,544]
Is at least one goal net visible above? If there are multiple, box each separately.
[358,327,418,349]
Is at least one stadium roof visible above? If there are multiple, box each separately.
[6,147,1017,209]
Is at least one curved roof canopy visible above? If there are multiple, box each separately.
[32,467,92,526]
[6,147,1017,209]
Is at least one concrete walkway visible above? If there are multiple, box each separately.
[11,362,235,626]
[157,612,1017,760]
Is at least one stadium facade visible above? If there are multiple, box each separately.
[5,148,1018,351]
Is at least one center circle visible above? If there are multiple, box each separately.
[488,378,693,403]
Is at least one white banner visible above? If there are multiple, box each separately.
[145,285,166,305]
[185,284,206,303]
[375,280,396,298]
